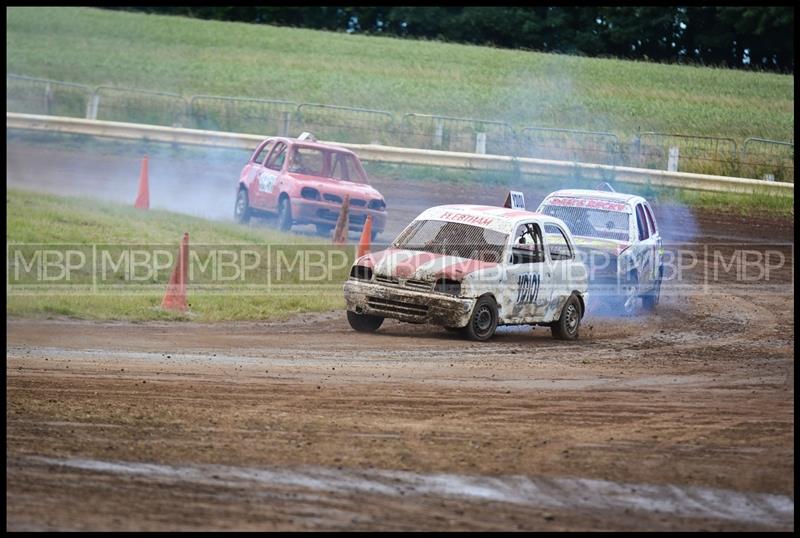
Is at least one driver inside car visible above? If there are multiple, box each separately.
[289,151,307,174]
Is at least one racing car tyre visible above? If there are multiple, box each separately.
[347,311,384,333]
[277,196,292,232]
[620,270,640,317]
[234,189,251,224]
[642,266,663,311]
[463,295,498,342]
[551,294,582,341]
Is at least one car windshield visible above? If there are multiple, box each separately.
[288,146,368,183]
[392,219,507,262]
[540,204,631,242]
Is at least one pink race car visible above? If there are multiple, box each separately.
[235,134,386,239]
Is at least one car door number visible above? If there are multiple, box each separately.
[516,273,540,305]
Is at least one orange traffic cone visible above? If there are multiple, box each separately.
[357,215,373,258]
[161,232,189,311]
[332,194,350,245]
[134,155,150,209]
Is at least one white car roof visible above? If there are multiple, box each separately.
[414,204,570,235]
[541,189,644,204]
[536,189,643,203]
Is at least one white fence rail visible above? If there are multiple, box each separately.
[7,112,793,197]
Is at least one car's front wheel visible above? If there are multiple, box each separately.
[347,311,384,333]
[277,196,292,232]
[462,295,498,341]
[551,294,582,340]
[234,188,251,224]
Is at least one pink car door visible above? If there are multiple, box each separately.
[241,140,274,209]
[257,141,287,210]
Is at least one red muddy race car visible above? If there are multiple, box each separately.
[235,134,387,239]
[344,204,589,341]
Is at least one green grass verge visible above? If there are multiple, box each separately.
[6,7,793,141]
[7,188,349,321]
[364,161,795,218]
[666,188,795,218]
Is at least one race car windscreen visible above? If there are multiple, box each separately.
[288,147,368,183]
[392,220,507,263]
[540,204,631,242]
[330,152,368,183]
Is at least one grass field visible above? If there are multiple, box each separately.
[6,7,794,141]
[6,189,350,321]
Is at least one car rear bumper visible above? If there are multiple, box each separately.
[292,198,386,232]
[343,279,475,328]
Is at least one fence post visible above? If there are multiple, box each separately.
[475,132,487,154]
[667,146,680,172]
[434,118,444,148]
[44,83,53,115]
[86,93,100,120]
[280,111,291,137]
[632,132,642,167]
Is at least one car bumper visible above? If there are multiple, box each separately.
[343,279,475,328]
[292,199,386,232]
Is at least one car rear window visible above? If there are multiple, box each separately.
[643,203,657,235]
[635,204,650,240]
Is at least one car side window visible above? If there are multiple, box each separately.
[331,153,350,181]
[643,203,657,236]
[543,223,574,260]
[511,223,544,264]
[252,140,274,165]
[289,147,325,176]
[266,142,287,171]
[635,204,649,240]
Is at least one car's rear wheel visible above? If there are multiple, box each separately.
[642,266,663,311]
[234,189,251,224]
[462,295,498,341]
[347,311,384,333]
[277,196,292,232]
[620,270,640,316]
[551,294,582,340]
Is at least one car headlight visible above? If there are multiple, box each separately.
[301,187,321,200]
[350,265,373,281]
[368,199,386,211]
[434,278,461,296]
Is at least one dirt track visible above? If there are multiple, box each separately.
[5,140,796,531]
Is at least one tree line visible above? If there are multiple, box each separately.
[107,6,794,72]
